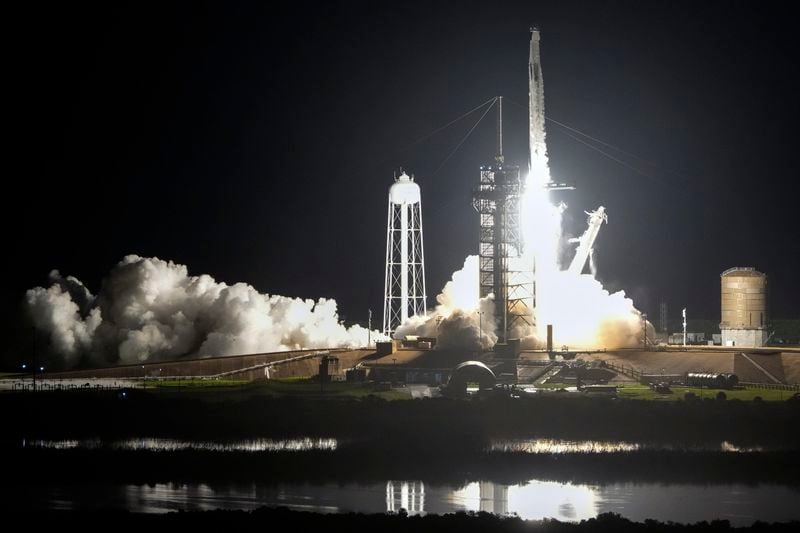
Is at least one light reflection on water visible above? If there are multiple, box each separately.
[488,439,771,453]
[451,480,598,520]
[21,480,800,526]
[24,437,770,453]
[490,439,640,453]
[22,437,338,452]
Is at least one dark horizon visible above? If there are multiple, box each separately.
[5,1,799,358]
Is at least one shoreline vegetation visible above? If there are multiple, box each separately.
[1,387,798,486]
[3,447,798,485]
[1,508,798,531]
[2,389,798,445]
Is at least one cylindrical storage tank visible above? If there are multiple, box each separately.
[720,267,767,329]
[724,373,739,389]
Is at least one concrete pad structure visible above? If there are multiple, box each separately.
[41,348,375,382]
[519,348,800,385]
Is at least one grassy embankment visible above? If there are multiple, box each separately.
[150,377,412,401]
[150,374,796,402]
[616,384,794,401]
[537,382,794,401]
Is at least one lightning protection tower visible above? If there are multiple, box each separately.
[383,171,427,337]
[472,97,530,344]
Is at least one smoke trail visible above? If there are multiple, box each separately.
[395,256,497,350]
[25,255,385,367]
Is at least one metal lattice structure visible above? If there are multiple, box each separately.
[659,302,668,335]
[383,172,427,337]
[473,163,533,343]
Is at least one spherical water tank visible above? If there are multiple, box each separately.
[720,267,767,329]
[389,172,421,205]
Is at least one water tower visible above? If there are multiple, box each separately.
[382,171,427,336]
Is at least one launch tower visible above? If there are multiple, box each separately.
[472,98,531,343]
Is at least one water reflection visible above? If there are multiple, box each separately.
[479,482,508,515]
[386,482,425,514]
[488,438,778,453]
[451,481,595,520]
[490,439,640,454]
[23,437,338,452]
[12,480,799,525]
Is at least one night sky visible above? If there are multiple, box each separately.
[5,1,799,350]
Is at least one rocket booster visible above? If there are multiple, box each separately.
[529,27,548,181]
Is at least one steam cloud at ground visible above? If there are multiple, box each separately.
[534,270,654,349]
[396,252,650,352]
[395,256,497,350]
[25,255,384,367]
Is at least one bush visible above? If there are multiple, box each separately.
[684,392,697,401]
[715,391,727,401]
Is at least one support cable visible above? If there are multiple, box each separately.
[397,97,497,155]
[343,96,498,184]
[504,96,692,188]
[430,97,498,176]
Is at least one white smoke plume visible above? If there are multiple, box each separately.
[25,271,101,367]
[534,270,652,349]
[395,256,497,350]
[25,255,385,367]
[517,199,649,349]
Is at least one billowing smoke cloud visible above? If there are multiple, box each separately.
[395,252,649,351]
[395,256,497,350]
[25,271,101,367]
[534,271,653,349]
[520,198,650,350]
[26,255,385,367]
[391,197,654,351]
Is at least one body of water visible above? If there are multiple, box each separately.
[11,437,798,525]
[11,479,799,526]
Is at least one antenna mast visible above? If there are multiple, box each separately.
[495,96,504,164]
